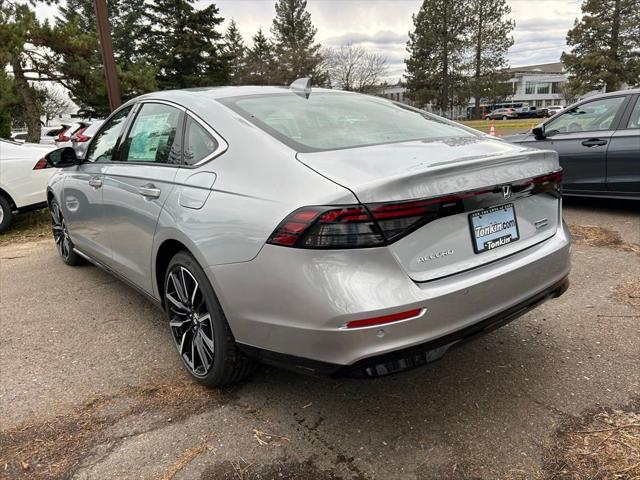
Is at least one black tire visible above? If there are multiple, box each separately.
[49,199,83,266]
[0,195,13,234]
[164,251,254,387]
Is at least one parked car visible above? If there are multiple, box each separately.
[71,120,104,158]
[55,122,90,148]
[505,89,640,199]
[515,106,549,119]
[9,132,27,143]
[44,82,571,387]
[486,108,518,120]
[0,139,56,232]
[10,126,70,145]
[546,105,565,117]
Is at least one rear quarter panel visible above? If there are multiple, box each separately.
[152,99,356,297]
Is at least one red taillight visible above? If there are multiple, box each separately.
[345,308,423,329]
[74,127,90,142]
[57,127,70,142]
[33,158,49,170]
[268,170,562,250]
[267,206,385,248]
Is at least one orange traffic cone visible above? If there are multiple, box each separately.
[489,124,496,136]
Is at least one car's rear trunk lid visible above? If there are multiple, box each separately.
[297,137,561,282]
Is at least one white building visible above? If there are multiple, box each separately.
[504,62,568,107]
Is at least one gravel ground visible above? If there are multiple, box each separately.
[0,197,638,480]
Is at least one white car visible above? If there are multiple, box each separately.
[546,105,565,116]
[54,122,90,148]
[0,139,56,232]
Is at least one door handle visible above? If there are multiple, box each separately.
[88,177,102,188]
[581,138,607,147]
[138,184,161,199]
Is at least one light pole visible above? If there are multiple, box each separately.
[93,0,122,111]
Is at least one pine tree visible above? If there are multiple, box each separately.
[561,0,640,92]
[466,0,514,118]
[405,0,469,115]
[144,0,229,90]
[224,19,246,85]
[270,0,325,85]
[244,29,276,85]
[50,0,156,116]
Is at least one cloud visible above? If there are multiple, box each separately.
[324,30,408,47]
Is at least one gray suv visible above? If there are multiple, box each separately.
[45,84,571,387]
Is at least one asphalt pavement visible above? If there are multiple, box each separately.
[0,197,638,480]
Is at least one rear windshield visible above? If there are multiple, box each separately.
[221,93,475,152]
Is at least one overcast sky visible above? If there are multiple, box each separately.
[36,0,584,82]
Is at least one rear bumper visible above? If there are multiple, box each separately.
[241,275,569,377]
[208,221,571,368]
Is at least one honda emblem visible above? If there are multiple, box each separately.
[502,185,512,199]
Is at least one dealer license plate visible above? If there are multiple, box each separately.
[469,203,520,253]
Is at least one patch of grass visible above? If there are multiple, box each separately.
[544,400,640,480]
[460,118,541,136]
[0,379,224,480]
[0,209,51,247]
[569,224,640,255]
[613,279,640,310]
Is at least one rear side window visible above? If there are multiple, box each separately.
[626,97,640,129]
[120,103,183,164]
[183,117,218,165]
[86,106,132,162]
[223,93,474,152]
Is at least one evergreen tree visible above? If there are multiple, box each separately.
[224,19,246,85]
[0,69,19,138]
[144,0,229,90]
[465,0,514,118]
[51,0,156,116]
[405,0,468,115]
[0,1,53,141]
[270,0,325,85]
[561,0,640,92]
[244,28,276,85]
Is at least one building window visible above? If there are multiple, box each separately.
[525,82,536,94]
[552,82,562,94]
[537,83,550,94]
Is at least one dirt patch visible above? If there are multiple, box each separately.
[569,224,640,255]
[0,379,225,480]
[613,279,640,310]
[543,398,640,480]
[0,209,51,247]
[201,458,357,480]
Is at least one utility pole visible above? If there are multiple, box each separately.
[94,0,122,111]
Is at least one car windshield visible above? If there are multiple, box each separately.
[223,93,474,152]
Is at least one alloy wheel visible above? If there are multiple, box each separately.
[51,202,71,260]
[166,266,215,377]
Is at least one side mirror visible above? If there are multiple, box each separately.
[532,124,546,140]
[45,147,81,168]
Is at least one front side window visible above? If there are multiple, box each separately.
[86,106,132,162]
[545,96,626,136]
[120,103,183,164]
[626,97,640,129]
[223,93,475,152]
[183,117,218,165]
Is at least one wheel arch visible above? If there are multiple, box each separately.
[0,187,17,210]
[155,238,191,309]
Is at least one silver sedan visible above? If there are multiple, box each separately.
[44,82,571,387]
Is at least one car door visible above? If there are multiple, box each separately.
[101,101,184,294]
[607,95,640,196]
[532,95,629,194]
[61,106,133,264]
